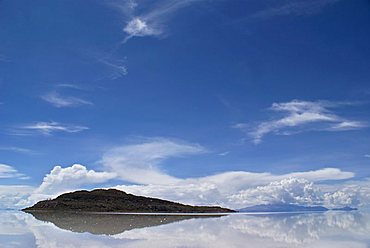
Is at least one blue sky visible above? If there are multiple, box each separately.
[0,0,370,209]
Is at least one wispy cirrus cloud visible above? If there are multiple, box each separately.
[0,164,29,180]
[97,57,128,79]
[0,146,38,155]
[234,100,367,144]
[41,83,93,108]
[252,0,341,19]
[10,121,88,136]
[41,91,93,108]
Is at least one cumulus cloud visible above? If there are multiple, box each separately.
[26,164,116,205]
[41,91,92,108]
[35,164,116,194]
[228,178,322,208]
[11,121,89,136]
[115,169,357,209]
[323,190,360,208]
[234,100,367,144]
[0,164,29,179]
[101,138,206,184]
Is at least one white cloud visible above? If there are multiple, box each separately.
[0,185,34,209]
[0,164,29,180]
[101,138,206,184]
[11,121,89,136]
[229,178,322,208]
[123,17,161,39]
[41,91,93,108]
[111,0,200,42]
[115,168,356,209]
[27,164,116,205]
[287,168,354,181]
[364,154,370,158]
[234,100,367,144]
[323,190,359,208]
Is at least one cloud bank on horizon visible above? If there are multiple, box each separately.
[3,138,369,210]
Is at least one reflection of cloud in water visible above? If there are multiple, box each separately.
[228,212,370,245]
[0,211,370,247]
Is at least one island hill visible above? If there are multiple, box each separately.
[22,189,235,213]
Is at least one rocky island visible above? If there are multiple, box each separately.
[23,189,235,213]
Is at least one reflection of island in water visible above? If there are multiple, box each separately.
[27,211,222,235]
[2,210,370,248]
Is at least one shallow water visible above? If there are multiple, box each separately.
[1,210,370,247]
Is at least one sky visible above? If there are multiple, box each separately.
[0,0,370,209]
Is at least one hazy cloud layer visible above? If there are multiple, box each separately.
[234,100,367,144]
[0,185,34,209]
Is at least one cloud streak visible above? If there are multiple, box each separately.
[41,91,92,108]
[41,83,93,108]
[98,57,128,79]
[234,100,367,144]
[11,121,88,136]
[0,146,38,155]
[0,164,29,180]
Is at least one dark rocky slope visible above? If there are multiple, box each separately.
[23,189,235,213]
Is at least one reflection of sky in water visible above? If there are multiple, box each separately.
[1,211,370,248]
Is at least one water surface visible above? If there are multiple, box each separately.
[1,210,370,247]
